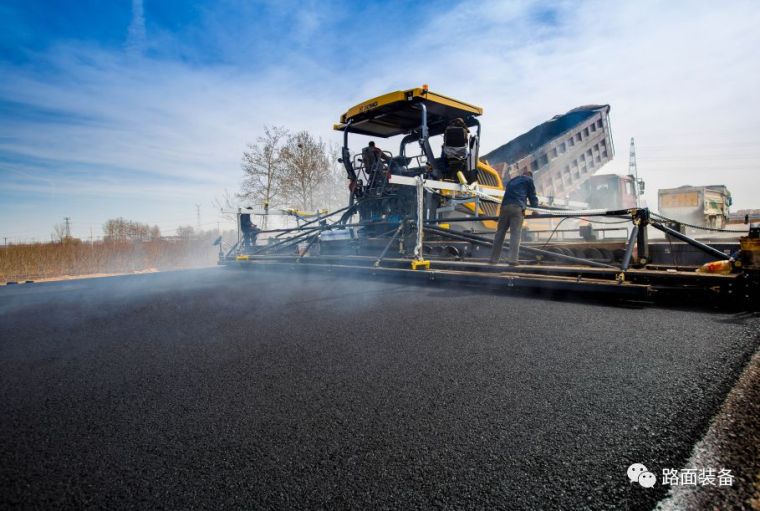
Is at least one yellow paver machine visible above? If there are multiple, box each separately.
[221,86,759,310]
[333,86,504,230]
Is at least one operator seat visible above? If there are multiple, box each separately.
[443,124,468,160]
[442,122,471,181]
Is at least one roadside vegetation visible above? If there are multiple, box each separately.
[1,220,220,283]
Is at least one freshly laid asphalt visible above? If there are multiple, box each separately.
[0,268,758,510]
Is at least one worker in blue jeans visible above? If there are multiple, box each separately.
[490,170,539,265]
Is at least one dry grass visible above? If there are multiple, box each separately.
[0,239,219,283]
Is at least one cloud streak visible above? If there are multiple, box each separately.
[126,0,146,57]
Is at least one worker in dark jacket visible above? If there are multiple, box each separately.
[490,170,539,265]
[363,141,390,171]
[240,214,261,247]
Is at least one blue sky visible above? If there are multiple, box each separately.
[1,0,759,241]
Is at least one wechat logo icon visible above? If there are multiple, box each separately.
[628,463,656,488]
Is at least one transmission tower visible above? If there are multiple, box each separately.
[628,138,640,207]
[195,204,201,234]
[63,217,71,239]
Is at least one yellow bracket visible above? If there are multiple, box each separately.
[236,255,250,261]
[411,259,430,270]
[616,272,625,283]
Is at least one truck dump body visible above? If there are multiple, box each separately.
[483,105,614,199]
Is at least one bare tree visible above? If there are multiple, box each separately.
[103,217,151,242]
[238,128,347,222]
[176,225,195,240]
[212,188,243,222]
[52,223,67,243]
[279,131,331,212]
[313,142,350,211]
[240,126,288,227]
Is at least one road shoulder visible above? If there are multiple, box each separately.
[657,317,760,510]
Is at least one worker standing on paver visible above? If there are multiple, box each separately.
[490,170,539,265]
[363,141,389,171]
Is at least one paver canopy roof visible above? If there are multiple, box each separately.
[333,87,482,138]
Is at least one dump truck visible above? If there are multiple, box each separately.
[658,185,732,231]
[482,104,643,212]
[483,105,615,199]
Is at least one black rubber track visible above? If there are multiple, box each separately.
[1,268,758,510]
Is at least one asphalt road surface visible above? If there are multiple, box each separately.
[1,268,758,510]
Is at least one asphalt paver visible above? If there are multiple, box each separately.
[1,268,758,510]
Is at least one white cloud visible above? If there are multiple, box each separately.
[391,0,760,209]
[1,0,759,241]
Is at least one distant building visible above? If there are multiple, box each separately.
[482,105,614,199]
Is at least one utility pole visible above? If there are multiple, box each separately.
[63,217,71,239]
[628,138,640,208]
